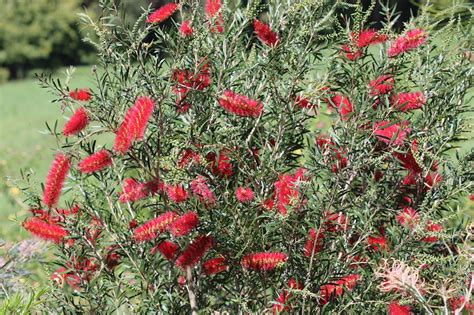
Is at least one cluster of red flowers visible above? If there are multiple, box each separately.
[274,168,307,215]
[63,107,89,136]
[341,29,388,61]
[146,3,178,24]
[119,178,162,203]
[206,150,234,177]
[253,19,279,47]
[218,90,264,117]
[114,96,155,154]
[179,20,193,37]
[190,176,216,205]
[241,252,288,271]
[43,153,71,208]
[319,274,360,304]
[388,302,411,315]
[273,278,302,314]
[205,0,224,33]
[388,29,428,57]
[78,149,112,174]
[22,217,69,243]
[151,240,180,261]
[133,211,178,242]
[169,212,199,237]
[235,186,254,203]
[175,235,214,268]
[202,257,229,275]
[51,257,99,290]
[166,184,189,203]
[69,88,92,101]
[316,136,348,173]
[374,121,411,146]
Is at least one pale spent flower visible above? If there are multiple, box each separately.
[376,259,424,296]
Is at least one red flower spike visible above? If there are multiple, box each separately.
[396,207,420,229]
[78,149,112,174]
[166,184,189,203]
[273,278,303,314]
[119,178,148,203]
[178,148,201,168]
[114,96,155,154]
[236,187,254,203]
[51,267,82,289]
[169,212,199,237]
[353,29,388,48]
[43,153,71,208]
[147,3,178,24]
[133,212,178,242]
[69,88,92,101]
[175,235,214,268]
[63,107,89,136]
[274,168,307,215]
[241,252,288,271]
[422,222,443,243]
[341,44,363,61]
[368,235,389,251]
[206,150,234,177]
[304,228,324,257]
[369,75,395,96]
[326,94,353,119]
[388,28,427,57]
[374,121,411,146]
[179,20,193,36]
[205,0,224,33]
[23,217,68,243]
[202,257,229,275]
[393,151,422,173]
[190,176,216,205]
[320,274,360,304]
[392,92,426,112]
[218,90,264,117]
[105,246,122,270]
[294,96,316,109]
[253,19,280,47]
[151,240,179,260]
[388,302,412,315]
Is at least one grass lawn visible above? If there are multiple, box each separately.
[0,66,96,241]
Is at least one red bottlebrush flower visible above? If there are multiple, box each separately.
[320,274,360,304]
[241,252,288,271]
[253,19,279,47]
[151,240,179,260]
[273,278,303,314]
[178,148,201,168]
[175,235,214,268]
[69,88,91,101]
[206,150,234,177]
[147,3,178,23]
[218,90,264,117]
[202,257,229,275]
[388,28,428,57]
[449,296,474,313]
[179,20,193,36]
[294,96,316,109]
[172,67,211,93]
[368,235,389,251]
[119,178,148,203]
[396,207,420,229]
[388,302,412,315]
[236,187,254,203]
[353,29,388,48]
[393,151,422,173]
[169,212,199,237]
[114,96,155,154]
[78,149,112,174]
[374,121,411,146]
[317,136,348,173]
[274,168,307,215]
[133,212,178,242]
[369,75,395,96]
[304,228,324,257]
[469,194,474,201]
[341,44,363,61]
[392,92,426,112]
[178,275,187,286]
[63,107,89,136]
[190,176,216,205]
[262,197,276,211]
[205,0,224,33]
[421,221,443,243]
[43,153,71,208]
[129,219,138,229]
[166,184,189,203]
[326,94,353,119]
[23,217,68,243]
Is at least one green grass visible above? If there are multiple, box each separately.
[0,66,96,241]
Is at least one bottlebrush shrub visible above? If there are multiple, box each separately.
[22,0,472,313]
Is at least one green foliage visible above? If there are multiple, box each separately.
[0,0,92,79]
